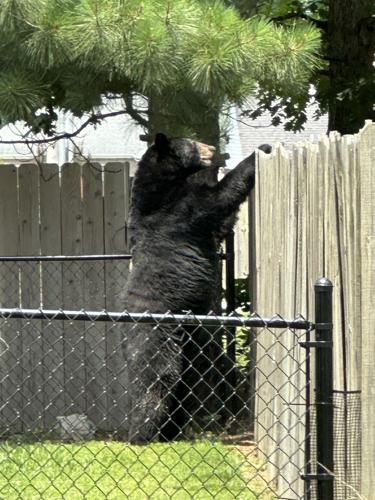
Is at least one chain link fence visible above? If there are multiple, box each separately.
[0,307,312,499]
[0,258,362,499]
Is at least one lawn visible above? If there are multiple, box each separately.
[0,438,272,499]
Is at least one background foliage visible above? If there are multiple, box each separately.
[231,0,374,134]
[0,0,322,141]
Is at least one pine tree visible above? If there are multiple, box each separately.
[231,0,374,134]
[0,0,321,143]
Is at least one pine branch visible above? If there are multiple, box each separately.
[123,94,149,128]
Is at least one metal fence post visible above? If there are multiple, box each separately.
[225,230,237,407]
[225,230,236,315]
[225,230,236,366]
[315,277,334,499]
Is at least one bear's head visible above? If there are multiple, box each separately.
[139,133,216,181]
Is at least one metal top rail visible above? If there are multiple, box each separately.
[0,307,314,330]
[0,252,229,262]
[0,254,133,262]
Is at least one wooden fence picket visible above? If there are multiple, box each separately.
[104,162,131,432]
[61,163,86,416]
[39,164,65,428]
[359,122,375,498]
[18,164,43,430]
[82,163,107,428]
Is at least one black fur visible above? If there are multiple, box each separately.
[124,134,271,443]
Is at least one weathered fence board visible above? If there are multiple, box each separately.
[234,202,249,279]
[326,134,344,392]
[104,163,131,432]
[18,164,43,431]
[254,146,307,499]
[359,123,375,498]
[61,163,86,417]
[82,163,107,428]
[40,164,65,427]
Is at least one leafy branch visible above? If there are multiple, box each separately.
[0,109,129,145]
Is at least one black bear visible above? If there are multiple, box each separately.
[124,133,270,443]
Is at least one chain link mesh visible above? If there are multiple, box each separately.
[0,259,356,499]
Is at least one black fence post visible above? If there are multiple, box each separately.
[314,277,334,499]
[225,230,236,363]
[224,231,237,412]
[225,230,236,315]
[225,231,236,364]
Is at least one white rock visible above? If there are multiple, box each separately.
[55,414,96,441]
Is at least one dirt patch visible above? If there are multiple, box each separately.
[222,432,276,499]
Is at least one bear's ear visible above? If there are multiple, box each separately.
[154,133,169,154]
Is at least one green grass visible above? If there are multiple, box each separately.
[0,439,270,499]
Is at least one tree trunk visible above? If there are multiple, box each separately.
[148,91,221,142]
[327,0,374,134]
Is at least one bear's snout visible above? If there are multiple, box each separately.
[196,142,215,166]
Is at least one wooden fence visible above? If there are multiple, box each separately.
[0,162,132,433]
[237,121,374,499]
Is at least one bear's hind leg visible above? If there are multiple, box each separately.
[127,326,182,444]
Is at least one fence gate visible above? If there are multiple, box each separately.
[0,256,335,499]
